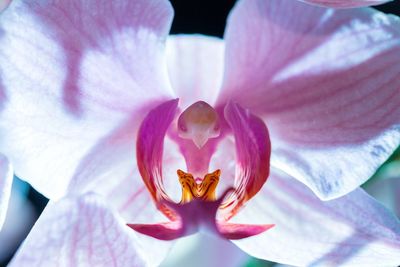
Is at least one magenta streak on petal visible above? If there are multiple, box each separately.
[118,186,147,213]
[127,221,183,241]
[128,188,273,240]
[136,99,179,219]
[220,102,271,220]
[217,223,275,240]
[168,132,222,179]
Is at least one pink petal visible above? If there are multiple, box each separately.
[0,0,174,199]
[220,102,271,219]
[9,193,173,267]
[128,221,183,241]
[217,223,274,240]
[219,0,400,199]
[0,154,12,230]
[136,99,182,219]
[231,169,400,266]
[166,35,225,108]
[69,100,184,224]
[299,0,392,8]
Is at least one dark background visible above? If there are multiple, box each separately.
[169,0,400,36]
[1,0,400,266]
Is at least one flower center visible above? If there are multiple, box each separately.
[131,99,273,240]
[177,169,221,203]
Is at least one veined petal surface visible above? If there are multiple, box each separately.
[232,169,400,266]
[166,35,224,108]
[0,0,174,199]
[219,0,400,199]
[9,193,172,267]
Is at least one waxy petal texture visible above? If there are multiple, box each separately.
[232,169,400,266]
[136,100,178,204]
[299,0,392,8]
[221,102,271,219]
[166,35,225,108]
[0,154,12,230]
[219,0,400,200]
[0,0,174,200]
[10,193,172,267]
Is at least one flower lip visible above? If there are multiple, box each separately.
[133,99,273,240]
[128,185,275,240]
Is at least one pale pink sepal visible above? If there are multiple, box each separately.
[128,221,183,241]
[232,168,400,266]
[0,154,12,231]
[299,0,392,8]
[9,193,173,267]
[0,0,174,200]
[166,35,225,108]
[219,0,400,200]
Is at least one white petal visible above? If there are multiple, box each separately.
[219,0,400,199]
[232,169,400,266]
[10,193,173,267]
[0,0,174,199]
[166,35,224,108]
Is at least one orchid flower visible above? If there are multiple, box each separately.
[0,0,400,266]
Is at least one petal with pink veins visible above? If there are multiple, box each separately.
[9,193,173,267]
[0,154,12,230]
[0,0,174,200]
[166,35,225,108]
[219,0,400,200]
[231,168,400,266]
[298,0,392,8]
